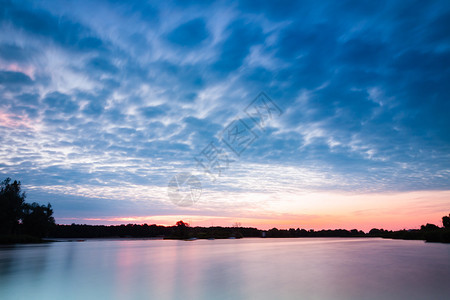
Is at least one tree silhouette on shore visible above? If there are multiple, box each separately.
[443,214,450,229]
[0,178,55,238]
[0,178,25,235]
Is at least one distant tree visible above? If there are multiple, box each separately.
[176,220,189,227]
[369,228,378,235]
[22,203,55,237]
[443,214,450,229]
[0,178,26,234]
[174,220,190,239]
[420,223,440,231]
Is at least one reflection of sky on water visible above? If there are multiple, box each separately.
[1,239,449,299]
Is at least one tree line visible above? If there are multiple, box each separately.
[1,177,449,243]
[0,178,55,240]
[50,217,450,243]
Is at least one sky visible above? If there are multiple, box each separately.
[0,0,449,231]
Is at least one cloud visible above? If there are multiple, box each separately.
[0,70,33,85]
[0,0,449,226]
[86,56,119,74]
[0,0,103,53]
[42,91,79,114]
[212,19,265,73]
[0,43,35,62]
[167,18,210,47]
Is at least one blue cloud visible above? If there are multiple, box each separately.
[212,20,264,73]
[43,91,79,114]
[16,93,40,105]
[1,1,103,52]
[77,37,105,51]
[238,0,301,20]
[0,71,33,85]
[167,18,209,47]
[0,43,35,62]
[140,105,168,118]
[87,57,119,74]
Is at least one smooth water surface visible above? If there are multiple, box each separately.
[1,238,449,300]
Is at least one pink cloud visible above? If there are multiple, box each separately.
[2,63,35,80]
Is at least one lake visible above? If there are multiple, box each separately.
[1,238,449,300]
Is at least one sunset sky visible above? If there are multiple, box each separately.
[0,0,449,231]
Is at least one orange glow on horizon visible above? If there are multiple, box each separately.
[56,190,450,232]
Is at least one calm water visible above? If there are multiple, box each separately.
[0,238,449,300]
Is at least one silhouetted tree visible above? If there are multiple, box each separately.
[174,220,190,239]
[176,220,189,227]
[0,178,26,234]
[443,214,450,229]
[420,223,440,231]
[22,203,55,237]
[369,228,383,235]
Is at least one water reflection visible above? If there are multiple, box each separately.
[0,238,449,300]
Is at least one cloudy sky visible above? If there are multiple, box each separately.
[1,0,449,230]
